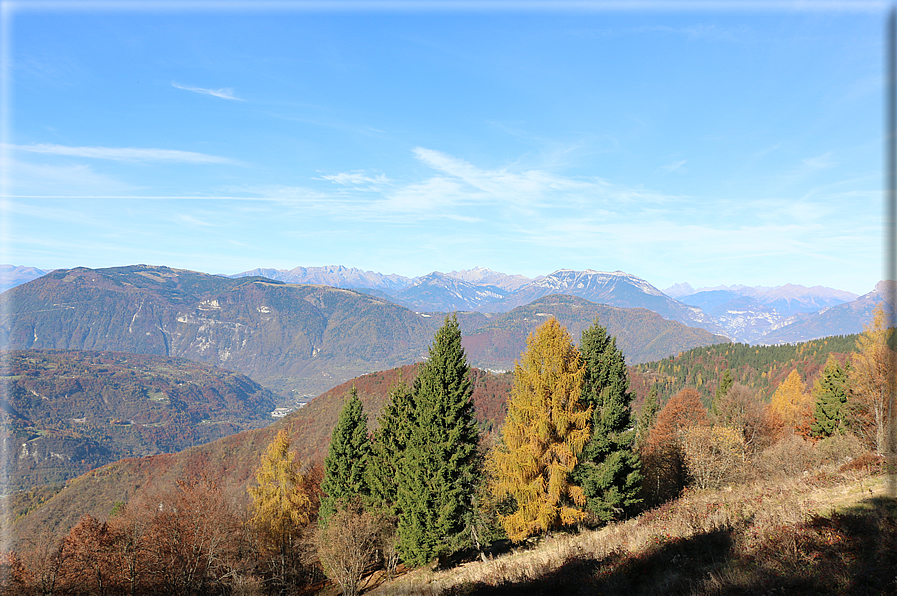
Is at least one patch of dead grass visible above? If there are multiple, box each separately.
[370,463,894,596]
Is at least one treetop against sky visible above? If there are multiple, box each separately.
[0,2,885,294]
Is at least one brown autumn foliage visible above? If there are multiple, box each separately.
[640,388,708,506]
[314,501,390,596]
[144,477,247,595]
[60,514,120,596]
[46,477,250,596]
[19,527,68,596]
[0,551,28,596]
[713,383,779,454]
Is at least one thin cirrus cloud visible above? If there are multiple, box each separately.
[658,159,687,174]
[316,171,393,189]
[171,82,244,101]
[6,143,240,165]
[294,147,680,225]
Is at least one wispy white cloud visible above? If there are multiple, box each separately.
[171,82,244,101]
[176,214,215,227]
[4,159,137,196]
[801,152,837,170]
[658,159,687,174]
[244,147,679,226]
[6,143,240,165]
[316,171,393,189]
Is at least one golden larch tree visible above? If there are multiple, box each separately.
[489,318,592,542]
[248,429,313,589]
[769,369,813,437]
[849,305,895,453]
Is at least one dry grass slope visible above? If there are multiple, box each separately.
[370,459,896,596]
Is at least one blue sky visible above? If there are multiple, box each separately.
[0,1,886,294]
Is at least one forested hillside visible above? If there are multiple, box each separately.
[2,350,278,491]
[630,334,858,407]
[5,316,891,596]
[6,363,513,544]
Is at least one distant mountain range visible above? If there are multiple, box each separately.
[0,265,729,398]
[3,263,878,344]
[229,265,870,343]
[665,282,864,343]
[754,281,893,344]
[0,265,50,291]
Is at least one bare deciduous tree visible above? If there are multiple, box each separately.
[314,502,385,596]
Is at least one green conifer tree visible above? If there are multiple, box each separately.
[571,318,642,523]
[320,387,370,525]
[367,379,414,514]
[811,356,851,437]
[395,314,480,567]
[713,369,734,415]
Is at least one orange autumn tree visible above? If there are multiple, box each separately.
[640,387,708,505]
[489,318,592,542]
[769,369,813,437]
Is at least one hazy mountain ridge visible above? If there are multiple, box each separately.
[444,266,536,291]
[461,294,730,372]
[0,265,51,291]
[756,281,893,344]
[0,266,437,397]
[393,272,511,312]
[665,282,860,342]
[233,265,411,292]
[482,270,725,336]
[6,263,874,345]
[1,266,729,400]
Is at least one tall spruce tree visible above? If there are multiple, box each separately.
[395,314,480,567]
[367,378,414,514]
[320,387,371,525]
[571,318,642,523]
[811,356,851,437]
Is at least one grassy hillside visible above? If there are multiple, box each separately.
[372,458,895,595]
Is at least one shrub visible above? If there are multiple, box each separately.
[754,434,814,480]
[314,502,387,596]
[680,425,745,490]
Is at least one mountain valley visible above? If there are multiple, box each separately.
[0,265,730,398]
